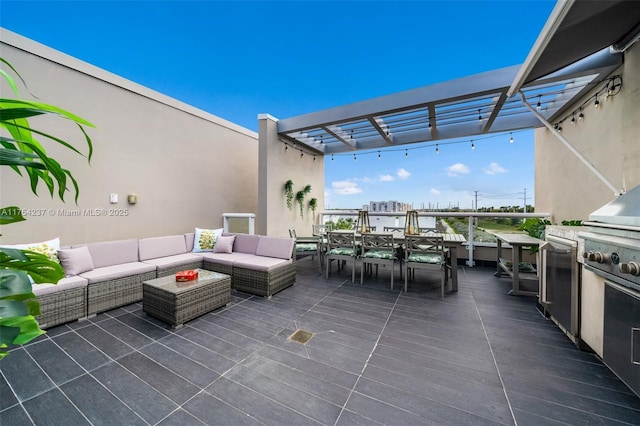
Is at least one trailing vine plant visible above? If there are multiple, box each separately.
[309,198,318,214]
[295,190,306,218]
[284,180,294,211]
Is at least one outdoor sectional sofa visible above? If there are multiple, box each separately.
[27,232,296,329]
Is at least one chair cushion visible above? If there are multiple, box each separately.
[200,252,255,266]
[328,247,356,256]
[296,243,317,252]
[57,246,95,276]
[407,253,444,264]
[142,253,203,269]
[363,249,396,260]
[232,234,260,254]
[233,256,292,272]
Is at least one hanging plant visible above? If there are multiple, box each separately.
[284,180,294,210]
[296,190,306,218]
[309,198,318,214]
[303,184,312,195]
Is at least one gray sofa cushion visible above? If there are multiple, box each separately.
[185,233,195,252]
[139,235,187,261]
[232,234,260,254]
[233,256,292,272]
[142,253,202,269]
[200,252,255,266]
[86,239,139,268]
[57,246,94,276]
[255,236,295,260]
[32,276,88,296]
[79,262,156,284]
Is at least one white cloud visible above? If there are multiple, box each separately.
[430,188,441,195]
[483,162,507,175]
[446,163,470,177]
[358,176,372,183]
[332,180,363,195]
[379,174,394,182]
[397,168,410,180]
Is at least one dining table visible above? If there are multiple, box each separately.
[326,230,466,292]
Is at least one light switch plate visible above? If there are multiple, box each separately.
[110,193,118,204]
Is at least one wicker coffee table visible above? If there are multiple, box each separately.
[142,269,231,329]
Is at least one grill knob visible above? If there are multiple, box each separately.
[620,261,640,276]
[585,251,608,264]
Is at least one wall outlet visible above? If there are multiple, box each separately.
[110,193,118,204]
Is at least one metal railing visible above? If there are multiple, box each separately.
[319,210,550,266]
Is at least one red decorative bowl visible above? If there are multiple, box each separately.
[176,270,198,282]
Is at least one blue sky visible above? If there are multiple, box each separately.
[2,1,555,210]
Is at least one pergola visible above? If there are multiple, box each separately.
[275,0,638,158]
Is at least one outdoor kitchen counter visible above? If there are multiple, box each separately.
[493,232,542,296]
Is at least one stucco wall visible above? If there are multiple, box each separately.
[0,30,258,245]
[535,42,640,223]
[258,115,324,237]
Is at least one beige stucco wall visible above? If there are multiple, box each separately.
[258,115,324,237]
[535,42,640,223]
[0,29,258,245]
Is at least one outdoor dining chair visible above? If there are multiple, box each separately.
[359,232,398,289]
[325,231,358,283]
[289,229,320,268]
[403,234,448,297]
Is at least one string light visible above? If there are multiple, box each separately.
[578,108,584,121]
[353,153,357,161]
[405,149,408,157]
[435,144,439,154]
[509,132,514,144]
[594,94,600,108]
[331,154,334,161]
[471,140,475,150]
[285,144,288,152]
[478,109,483,121]
[536,94,542,110]
[313,155,316,162]
[570,112,576,125]
[320,135,323,144]
[300,150,304,158]
[377,150,381,159]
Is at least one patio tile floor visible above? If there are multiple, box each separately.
[1,258,638,425]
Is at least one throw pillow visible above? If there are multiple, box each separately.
[57,246,95,277]
[213,235,236,254]
[1,237,61,263]
[192,227,223,252]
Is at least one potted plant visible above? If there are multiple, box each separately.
[284,180,294,211]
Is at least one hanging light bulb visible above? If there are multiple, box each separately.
[378,151,381,159]
[313,155,316,162]
[570,113,576,125]
[578,108,584,121]
[594,94,600,108]
[435,144,439,154]
[478,109,483,121]
[405,149,408,157]
[320,135,323,144]
[300,150,304,158]
[557,124,563,133]
[509,132,514,144]
[331,154,334,162]
[536,94,542,110]
[353,153,357,161]
[285,144,288,152]
[471,140,475,150]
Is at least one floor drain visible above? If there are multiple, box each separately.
[289,329,314,345]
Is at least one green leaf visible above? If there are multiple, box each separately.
[0,325,20,347]
[0,316,45,345]
[0,108,46,121]
[0,268,33,298]
[0,250,64,284]
[0,206,26,225]
[0,99,95,127]
[0,300,29,318]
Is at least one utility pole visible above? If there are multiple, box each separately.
[522,188,527,212]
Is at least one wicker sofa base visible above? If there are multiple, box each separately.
[143,274,231,328]
[35,287,87,329]
[203,260,233,276]
[231,264,296,298]
[157,260,204,278]
[87,271,157,316]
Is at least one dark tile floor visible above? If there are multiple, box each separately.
[1,258,639,425]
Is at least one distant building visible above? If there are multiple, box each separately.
[368,200,412,212]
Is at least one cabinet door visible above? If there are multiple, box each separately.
[604,283,640,397]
